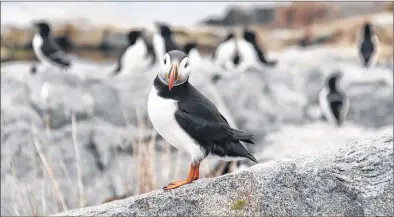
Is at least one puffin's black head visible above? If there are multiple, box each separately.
[33,21,51,36]
[243,29,256,43]
[157,23,172,37]
[158,50,191,90]
[183,42,197,55]
[363,22,373,38]
[225,33,235,41]
[326,71,343,90]
[127,30,142,45]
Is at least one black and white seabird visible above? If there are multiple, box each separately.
[183,42,202,66]
[148,50,257,190]
[212,33,240,71]
[32,21,71,72]
[358,22,380,68]
[318,71,349,127]
[112,30,152,76]
[152,23,178,64]
[237,29,277,72]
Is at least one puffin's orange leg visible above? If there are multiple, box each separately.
[193,163,200,181]
[164,164,196,190]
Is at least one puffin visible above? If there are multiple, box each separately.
[148,50,257,190]
[32,21,71,72]
[358,22,380,68]
[152,23,178,64]
[183,42,202,66]
[112,30,152,76]
[318,71,349,127]
[237,28,277,72]
[212,33,240,71]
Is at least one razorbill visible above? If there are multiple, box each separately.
[32,21,71,71]
[183,42,201,66]
[212,33,240,71]
[318,71,349,127]
[112,30,151,76]
[358,22,380,68]
[237,29,277,72]
[148,50,257,190]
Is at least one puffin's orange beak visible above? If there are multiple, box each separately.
[168,63,178,91]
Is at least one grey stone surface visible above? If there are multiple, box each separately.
[1,48,393,216]
[56,133,393,216]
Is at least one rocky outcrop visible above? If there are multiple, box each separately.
[56,133,393,216]
[1,46,392,216]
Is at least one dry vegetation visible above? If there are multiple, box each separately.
[4,101,227,216]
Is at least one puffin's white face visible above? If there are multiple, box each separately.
[158,51,191,90]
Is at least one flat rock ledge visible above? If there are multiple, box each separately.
[56,132,393,216]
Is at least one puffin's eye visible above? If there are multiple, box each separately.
[163,58,167,65]
[184,61,189,68]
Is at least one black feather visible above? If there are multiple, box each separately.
[154,76,257,163]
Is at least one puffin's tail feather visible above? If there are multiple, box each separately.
[231,129,255,144]
[246,152,258,163]
[212,142,258,164]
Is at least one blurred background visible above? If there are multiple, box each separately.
[1,1,393,216]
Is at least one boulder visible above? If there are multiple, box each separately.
[55,132,393,216]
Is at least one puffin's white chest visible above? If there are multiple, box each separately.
[147,87,204,161]
[238,39,258,63]
[237,39,263,72]
[318,87,338,126]
[33,35,46,63]
[120,39,149,74]
[214,39,236,65]
[33,34,63,68]
[188,48,201,66]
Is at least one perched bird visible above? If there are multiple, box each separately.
[148,50,257,190]
[318,71,349,127]
[32,21,71,72]
[183,42,201,66]
[237,29,277,72]
[112,30,152,76]
[152,23,178,64]
[358,22,380,68]
[212,33,240,71]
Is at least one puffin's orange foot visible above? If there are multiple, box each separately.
[163,180,192,190]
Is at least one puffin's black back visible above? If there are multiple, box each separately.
[153,76,257,162]
[360,23,375,66]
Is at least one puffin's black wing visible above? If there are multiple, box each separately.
[175,109,254,142]
[327,92,345,126]
[175,85,255,146]
[42,37,71,68]
[253,43,276,66]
